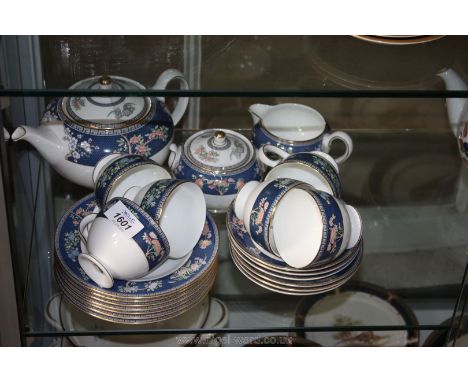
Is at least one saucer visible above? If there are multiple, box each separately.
[226,202,358,273]
[54,193,219,323]
[231,240,362,282]
[229,242,363,296]
[55,194,218,298]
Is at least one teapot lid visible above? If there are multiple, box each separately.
[184,129,254,172]
[58,75,152,130]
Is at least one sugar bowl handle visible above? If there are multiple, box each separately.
[322,131,353,164]
[168,143,182,171]
[258,144,290,168]
[153,69,189,126]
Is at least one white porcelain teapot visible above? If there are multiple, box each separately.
[11,69,189,187]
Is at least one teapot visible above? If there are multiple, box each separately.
[437,68,468,164]
[11,69,188,187]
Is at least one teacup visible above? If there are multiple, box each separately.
[93,153,171,209]
[249,103,353,164]
[78,197,170,288]
[235,179,361,268]
[127,179,206,260]
[259,145,341,197]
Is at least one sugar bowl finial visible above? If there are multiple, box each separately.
[213,130,226,147]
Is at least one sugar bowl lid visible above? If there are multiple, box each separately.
[57,75,152,130]
[184,129,254,172]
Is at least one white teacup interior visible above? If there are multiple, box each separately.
[272,189,323,268]
[345,205,362,249]
[160,183,206,259]
[262,104,326,141]
[108,164,171,202]
[266,163,334,195]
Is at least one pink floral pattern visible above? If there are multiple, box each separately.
[250,197,269,235]
[193,145,219,163]
[142,231,165,262]
[116,125,170,157]
[192,175,245,195]
[327,214,343,253]
[169,255,208,282]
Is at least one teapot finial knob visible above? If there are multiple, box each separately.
[99,76,112,86]
[212,130,227,147]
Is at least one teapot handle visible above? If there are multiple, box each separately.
[152,69,189,126]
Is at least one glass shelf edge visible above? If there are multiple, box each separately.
[24,324,451,338]
[2,89,468,98]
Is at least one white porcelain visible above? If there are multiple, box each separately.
[134,180,207,259]
[235,179,362,268]
[11,69,189,188]
[77,199,170,288]
[260,145,340,196]
[169,129,262,212]
[78,217,149,288]
[273,190,357,268]
[93,153,171,208]
[250,103,353,164]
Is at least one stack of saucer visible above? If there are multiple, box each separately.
[54,194,218,324]
[227,204,362,295]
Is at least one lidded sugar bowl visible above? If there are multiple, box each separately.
[168,129,263,212]
[11,69,188,188]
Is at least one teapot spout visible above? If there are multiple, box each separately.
[438,68,468,136]
[11,125,64,166]
[248,104,273,124]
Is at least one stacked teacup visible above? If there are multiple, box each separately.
[227,103,363,295]
[54,153,218,324]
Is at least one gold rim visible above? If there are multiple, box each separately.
[231,245,361,290]
[225,205,361,273]
[230,242,362,295]
[59,279,214,325]
[228,227,360,275]
[230,242,358,282]
[54,255,218,303]
[55,264,217,314]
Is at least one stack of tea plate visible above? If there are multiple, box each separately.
[226,203,363,295]
[54,194,218,324]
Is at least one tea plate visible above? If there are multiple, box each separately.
[55,194,218,299]
[231,243,362,289]
[230,240,362,282]
[55,256,217,309]
[55,262,217,315]
[57,277,214,324]
[229,242,362,295]
[294,282,420,346]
